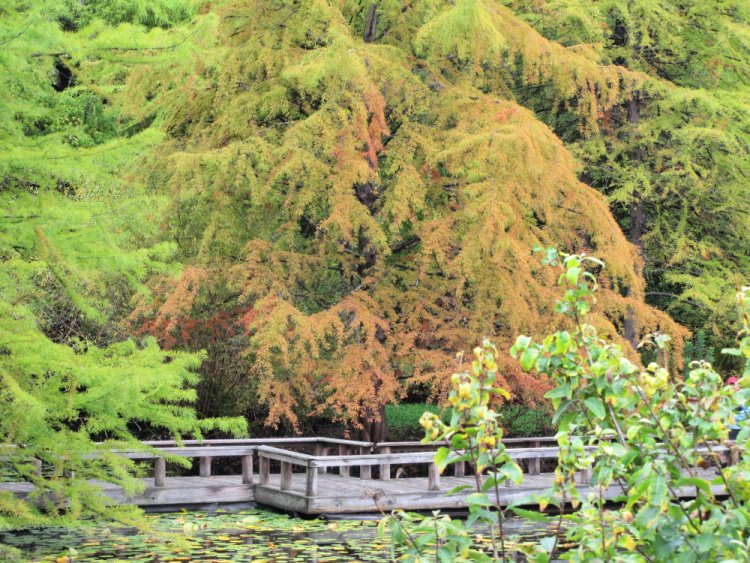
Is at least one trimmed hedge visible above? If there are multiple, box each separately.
[385,403,552,441]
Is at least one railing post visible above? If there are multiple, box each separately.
[360,446,371,480]
[380,446,391,480]
[242,454,254,485]
[199,456,212,478]
[280,461,293,491]
[428,462,440,491]
[455,460,465,477]
[529,441,541,475]
[578,468,589,485]
[154,457,166,487]
[32,458,42,478]
[259,455,270,485]
[306,462,318,497]
[339,445,350,477]
[315,443,328,475]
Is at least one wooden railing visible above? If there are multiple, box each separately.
[127,438,373,488]
[5,436,740,496]
[1,438,373,489]
[373,437,560,476]
[256,446,441,496]
[117,445,256,487]
[255,443,593,496]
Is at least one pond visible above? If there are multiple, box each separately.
[0,507,559,562]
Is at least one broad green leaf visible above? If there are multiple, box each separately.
[520,346,540,371]
[584,397,606,419]
[510,507,553,522]
[433,446,451,472]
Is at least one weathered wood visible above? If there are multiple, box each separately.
[428,463,440,491]
[142,437,372,448]
[105,475,255,506]
[254,485,308,514]
[259,456,270,485]
[118,446,255,460]
[1,463,730,514]
[339,445,350,477]
[380,446,391,480]
[360,446,372,480]
[308,446,585,470]
[199,456,212,478]
[455,460,465,477]
[306,466,318,497]
[3,436,737,516]
[256,446,313,466]
[32,458,42,477]
[280,461,293,491]
[375,437,558,450]
[154,458,166,487]
[529,441,541,474]
[315,444,328,474]
[310,451,438,468]
[241,454,253,485]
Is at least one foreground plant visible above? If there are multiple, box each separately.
[379,341,541,562]
[512,248,750,561]
[384,248,750,561]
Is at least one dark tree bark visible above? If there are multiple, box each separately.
[358,403,388,443]
[364,4,379,43]
[624,91,643,349]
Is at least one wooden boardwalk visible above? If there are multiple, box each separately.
[0,437,734,515]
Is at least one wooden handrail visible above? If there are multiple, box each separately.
[254,445,587,496]
[140,437,373,448]
[374,437,559,449]
[256,446,314,466]
[113,445,257,460]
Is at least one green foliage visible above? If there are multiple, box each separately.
[509,249,750,560]
[4,0,750,483]
[0,0,246,535]
[387,250,750,560]
[682,330,716,376]
[385,403,448,441]
[498,0,750,349]
[86,0,203,28]
[497,405,552,438]
[112,0,681,429]
[382,341,526,561]
[386,402,551,440]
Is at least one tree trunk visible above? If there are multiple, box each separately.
[358,403,387,443]
[624,92,643,349]
[364,4,379,43]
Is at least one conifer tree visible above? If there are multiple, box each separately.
[5,0,748,438]
[1,0,245,529]
[115,0,684,433]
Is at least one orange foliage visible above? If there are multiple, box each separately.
[124,0,686,431]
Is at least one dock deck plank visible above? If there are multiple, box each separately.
[2,468,718,514]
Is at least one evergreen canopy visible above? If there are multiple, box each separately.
[1,0,748,439]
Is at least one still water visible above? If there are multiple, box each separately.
[0,507,557,562]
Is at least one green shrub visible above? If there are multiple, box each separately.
[385,403,447,441]
[386,402,552,440]
[497,404,553,437]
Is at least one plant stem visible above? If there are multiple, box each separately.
[702,440,738,506]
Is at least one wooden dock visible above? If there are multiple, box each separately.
[0,437,732,515]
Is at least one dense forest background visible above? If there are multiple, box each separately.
[2,0,749,439]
